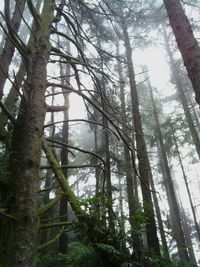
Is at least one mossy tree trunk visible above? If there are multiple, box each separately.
[1,1,55,266]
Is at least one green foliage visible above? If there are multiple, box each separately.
[143,256,198,267]
[36,242,122,267]
[36,253,70,267]
[67,242,104,267]
[95,242,121,257]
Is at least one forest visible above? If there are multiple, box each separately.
[1,0,200,266]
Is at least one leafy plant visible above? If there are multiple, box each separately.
[36,253,70,267]
[67,242,104,267]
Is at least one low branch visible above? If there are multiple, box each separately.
[38,185,60,193]
[37,226,65,250]
[37,192,62,216]
[39,221,71,230]
[46,137,105,166]
[44,119,120,140]
[46,104,69,112]
[42,138,88,221]
[40,164,104,170]
[27,0,41,26]
[0,100,16,124]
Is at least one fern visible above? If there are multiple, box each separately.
[95,243,121,257]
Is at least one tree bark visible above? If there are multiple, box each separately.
[149,170,170,261]
[2,1,54,266]
[178,201,197,265]
[149,84,190,262]
[171,123,200,242]
[58,62,70,254]
[162,26,200,160]
[121,20,160,256]
[116,42,142,257]
[163,0,200,105]
[96,36,115,234]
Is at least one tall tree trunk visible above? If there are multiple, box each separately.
[149,171,170,260]
[0,1,42,145]
[2,1,54,266]
[117,174,126,249]
[121,20,160,256]
[58,63,70,254]
[171,123,200,242]
[163,0,200,105]
[116,42,142,257]
[96,36,115,234]
[0,0,26,100]
[149,83,190,262]
[178,196,197,265]
[191,103,200,132]
[163,26,200,159]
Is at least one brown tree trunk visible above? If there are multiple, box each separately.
[163,0,200,105]
[163,26,200,159]
[0,1,42,146]
[96,36,115,234]
[117,174,126,250]
[116,42,142,257]
[58,63,70,254]
[121,20,160,256]
[0,0,26,100]
[178,200,197,265]
[149,170,170,261]
[171,123,200,242]
[2,1,54,266]
[149,84,190,262]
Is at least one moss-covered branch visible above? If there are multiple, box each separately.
[37,226,65,251]
[37,192,62,216]
[39,221,71,230]
[40,164,103,170]
[42,138,88,221]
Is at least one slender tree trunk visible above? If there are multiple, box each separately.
[0,0,26,100]
[0,1,42,145]
[121,20,160,256]
[116,42,142,257]
[58,63,70,254]
[163,0,200,105]
[178,196,197,265]
[39,169,53,246]
[163,26,200,159]
[191,103,200,132]
[171,123,200,242]
[96,36,115,234]
[147,82,169,260]
[117,174,126,249]
[149,171,170,260]
[103,115,115,231]
[149,83,190,262]
[2,2,54,266]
